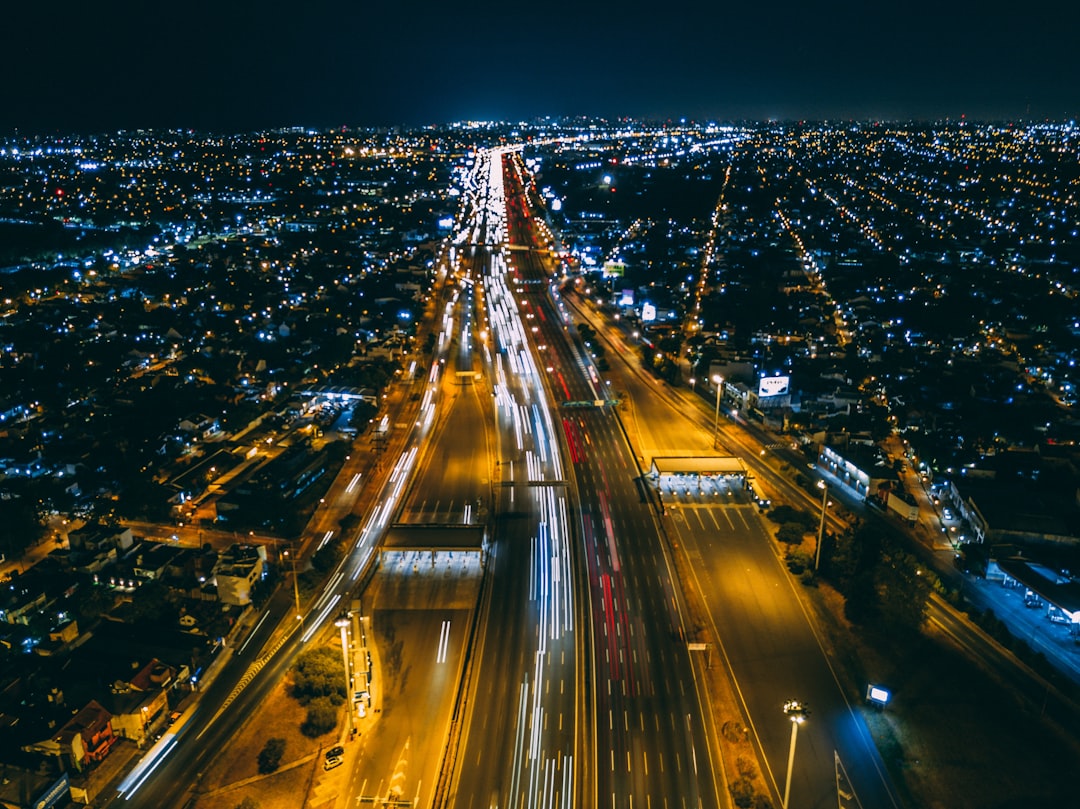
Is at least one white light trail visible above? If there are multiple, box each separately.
[436,620,451,664]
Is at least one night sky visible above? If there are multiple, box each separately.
[3,0,1079,134]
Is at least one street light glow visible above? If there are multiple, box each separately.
[782,699,809,809]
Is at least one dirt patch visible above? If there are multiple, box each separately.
[192,670,341,809]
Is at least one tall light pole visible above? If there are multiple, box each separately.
[711,375,724,449]
[283,546,302,622]
[782,699,809,809]
[336,615,353,735]
[815,480,829,571]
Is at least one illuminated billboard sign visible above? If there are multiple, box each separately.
[602,261,626,278]
[758,375,790,397]
[641,302,657,322]
[33,774,70,809]
[618,289,634,307]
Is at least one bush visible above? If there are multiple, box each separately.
[292,646,346,704]
[301,696,339,738]
[257,738,286,774]
[777,523,807,545]
[767,505,816,531]
[785,549,813,574]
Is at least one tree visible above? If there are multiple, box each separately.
[874,543,934,632]
[291,646,345,703]
[349,400,378,431]
[311,539,345,574]
[768,505,816,531]
[776,523,807,545]
[301,696,339,738]
[257,738,286,774]
[234,798,260,809]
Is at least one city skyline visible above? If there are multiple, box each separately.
[3,0,1079,134]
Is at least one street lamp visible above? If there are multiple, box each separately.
[782,699,809,809]
[711,375,724,449]
[335,615,353,735]
[815,480,829,571]
[283,547,302,622]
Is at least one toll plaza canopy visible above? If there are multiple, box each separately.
[381,524,486,554]
[649,456,748,478]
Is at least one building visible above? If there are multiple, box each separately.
[212,543,266,606]
[25,700,116,773]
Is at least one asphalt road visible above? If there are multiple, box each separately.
[568,293,900,809]
[348,553,479,807]
[450,149,579,808]
[665,499,898,809]
[503,155,722,807]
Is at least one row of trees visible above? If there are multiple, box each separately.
[772,505,935,633]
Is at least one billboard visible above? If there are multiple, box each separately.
[34,773,70,809]
[602,261,626,278]
[758,375,790,398]
[641,302,657,322]
[618,289,634,307]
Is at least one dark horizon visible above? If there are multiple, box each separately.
[3,0,1078,136]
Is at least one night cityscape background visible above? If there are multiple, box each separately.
[1,4,1080,809]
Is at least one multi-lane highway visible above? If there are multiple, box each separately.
[499,152,722,808]
[450,148,579,809]
[563,276,902,809]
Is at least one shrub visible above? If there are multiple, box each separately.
[301,696,339,738]
[257,738,286,774]
[292,646,346,704]
[777,523,807,545]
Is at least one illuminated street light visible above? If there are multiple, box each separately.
[711,375,724,449]
[782,699,809,809]
[335,615,353,735]
[815,480,828,571]
[283,546,302,622]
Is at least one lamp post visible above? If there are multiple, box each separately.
[815,480,829,571]
[336,615,353,735]
[283,546,302,622]
[782,699,809,809]
[711,375,724,449]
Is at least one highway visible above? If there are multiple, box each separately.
[566,285,901,809]
[341,235,492,807]
[501,153,722,808]
[450,148,579,808]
